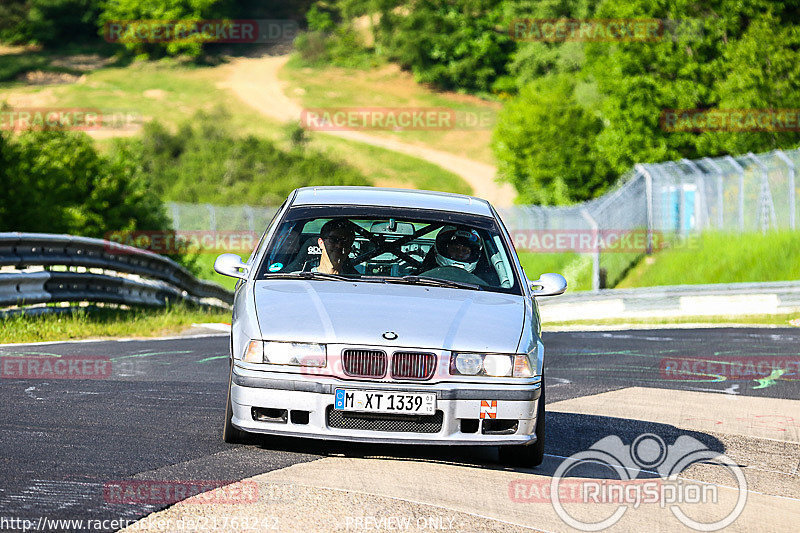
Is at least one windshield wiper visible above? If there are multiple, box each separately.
[390,275,482,291]
[262,272,481,290]
[262,271,354,282]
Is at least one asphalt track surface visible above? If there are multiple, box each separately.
[0,328,798,532]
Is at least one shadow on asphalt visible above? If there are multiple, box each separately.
[235,411,726,480]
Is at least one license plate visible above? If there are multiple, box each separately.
[334,389,436,415]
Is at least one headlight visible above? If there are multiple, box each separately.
[483,354,513,377]
[242,340,326,367]
[454,353,483,375]
[450,350,536,378]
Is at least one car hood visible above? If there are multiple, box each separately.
[253,280,525,353]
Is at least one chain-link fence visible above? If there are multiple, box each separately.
[166,147,800,291]
[498,148,800,290]
[167,202,278,232]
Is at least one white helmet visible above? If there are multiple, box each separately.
[434,227,483,272]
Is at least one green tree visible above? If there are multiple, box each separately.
[98,0,230,58]
[0,132,12,227]
[492,75,610,204]
[0,130,169,237]
[698,11,800,155]
[503,0,597,89]
[117,108,370,206]
[0,0,31,43]
[378,0,513,93]
[0,0,104,45]
[494,0,800,202]
[29,0,102,44]
[295,0,379,67]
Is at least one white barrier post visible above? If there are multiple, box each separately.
[775,150,796,230]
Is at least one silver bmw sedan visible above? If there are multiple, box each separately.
[214,186,566,467]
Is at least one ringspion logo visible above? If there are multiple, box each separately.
[539,433,747,531]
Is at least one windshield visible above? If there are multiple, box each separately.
[255,206,521,295]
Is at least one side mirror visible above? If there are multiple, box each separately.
[214,253,249,279]
[529,273,567,297]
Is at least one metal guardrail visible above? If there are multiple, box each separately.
[0,233,233,312]
[537,281,800,322]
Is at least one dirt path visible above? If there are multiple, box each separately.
[219,55,516,206]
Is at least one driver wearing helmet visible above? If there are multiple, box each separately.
[434,227,483,272]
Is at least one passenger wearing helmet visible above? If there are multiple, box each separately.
[434,227,483,273]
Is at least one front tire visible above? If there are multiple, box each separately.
[499,382,545,468]
[223,364,250,444]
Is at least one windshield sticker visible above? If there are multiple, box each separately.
[268,263,283,272]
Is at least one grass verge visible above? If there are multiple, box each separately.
[281,55,499,165]
[310,134,472,194]
[524,231,800,293]
[518,252,593,292]
[0,305,230,344]
[617,231,800,288]
[1,56,470,196]
[0,44,122,82]
[191,253,241,291]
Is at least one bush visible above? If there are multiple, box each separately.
[0,0,102,46]
[0,130,170,236]
[295,31,331,64]
[0,129,203,272]
[492,75,612,205]
[376,0,513,93]
[295,2,380,68]
[115,108,371,206]
[0,0,31,43]
[97,0,231,58]
[492,0,800,203]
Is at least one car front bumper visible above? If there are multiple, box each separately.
[230,365,542,446]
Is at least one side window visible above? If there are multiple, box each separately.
[265,222,306,272]
[247,201,286,265]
